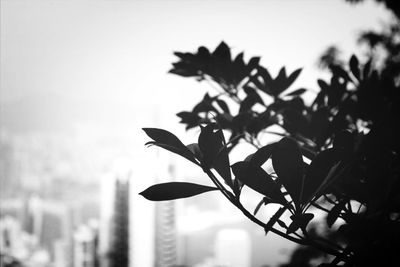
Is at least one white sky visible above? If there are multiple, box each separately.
[1,0,390,120]
[0,0,392,173]
[0,2,392,264]
[0,0,392,178]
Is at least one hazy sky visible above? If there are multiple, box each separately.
[0,0,391,135]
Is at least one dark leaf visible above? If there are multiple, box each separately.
[176,111,202,129]
[363,59,372,79]
[248,143,277,167]
[287,213,314,234]
[349,54,360,80]
[277,220,288,229]
[186,143,203,161]
[232,161,286,204]
[327,200,346,227]
[272,137,304,209]
[239,95,257,113]
[248,56,261,70]
[198,125,232,186]
[330,64,351,81]
[273,67,288,96]
[282,108,309,136]
[285,88,307,97]
[284,68,303,93]
[254,197,266,215]
[302,148,339,204]
[143,128,197,164]
[212,41,231,62]
[139,182,218,201]
[317,79,329,93]
[216,99,230,114]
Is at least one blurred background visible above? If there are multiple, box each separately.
[0,0,392,266]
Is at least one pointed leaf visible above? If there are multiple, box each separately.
[363,59,372,79]
[284,68,302,92]
[330,64,351,81]
[186,143,203,161]
[139,182,218,201]
[287,213,314,234]
[349,55,360,80]
[285,88,307,97]
[302,149,339,204]
[273,67,288,95]
[248,143,277,167]
[247,56,261,70]
[198,125,232,186]
[216,99,230,114]
[327,200,346,227]
[143,128,197,164]
[317,79,329,93]
[272,137,304,209]
[254,198,266,215]
[232,161,285,204]
[212,41,231,62]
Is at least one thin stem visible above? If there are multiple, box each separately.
[203,167,349,261]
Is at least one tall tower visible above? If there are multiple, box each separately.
[154,162,178,267]
[109,178,129,267]
[73,224,98,267]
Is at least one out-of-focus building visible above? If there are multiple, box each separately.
[73,222,99,267]
[99,154,179,267]
[154,164,178,267]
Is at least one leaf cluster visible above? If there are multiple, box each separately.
[140,40,400,266]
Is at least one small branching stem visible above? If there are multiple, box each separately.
[203,167,349,262]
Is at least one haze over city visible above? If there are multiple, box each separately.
[0,1,393,267]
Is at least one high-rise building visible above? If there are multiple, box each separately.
[99,160,132,267]
[73,224,98,267]
[154,163,178,267]
[99,155,179,267]
[109,179,129,267]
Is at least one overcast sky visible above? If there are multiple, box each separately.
[0,0,391,136]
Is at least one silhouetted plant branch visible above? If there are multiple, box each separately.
[140,15,400,266]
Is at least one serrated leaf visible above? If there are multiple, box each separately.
[143,128,197,164]
[272,137,304,209]
[349,55,360,80]
[139,182,218,201]
[232,161,285,204]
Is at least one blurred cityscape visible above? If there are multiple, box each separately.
[0,94,295,267]
[2,1,387,266]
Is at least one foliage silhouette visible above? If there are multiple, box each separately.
[140,8,400,267]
